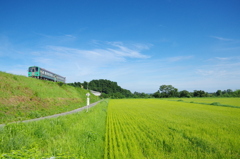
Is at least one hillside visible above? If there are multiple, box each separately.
[0,71,99,124]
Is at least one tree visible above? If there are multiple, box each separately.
[193,90,207,97]
[100,93,109,98]
[153,91,161,98]
[68,79,134,98]
[233,90,240,97]
[227,89,233,94]
[179,90,191,98]
[159,85,178,98]
[216,90,222,96]
[112,92,125,99]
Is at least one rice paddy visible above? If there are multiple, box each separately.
[1,98,239,158]
[168,97,240,107]
[104,99,240,159]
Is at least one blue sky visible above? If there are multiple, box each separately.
[0,0,240,93]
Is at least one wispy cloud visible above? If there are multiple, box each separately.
[196,56,240,78]
[166,56,193,62]
[210,36,233,41]
[26,41,152,82]
[107,42,151,58]
[207,56,240,62]
[1,35,240,93]
[215,57,231,61]
[44,41,151,62]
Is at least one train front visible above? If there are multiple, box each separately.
[28,66,40,78]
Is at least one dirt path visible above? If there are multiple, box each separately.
[0,100,102,127]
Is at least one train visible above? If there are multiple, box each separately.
[28,66,66,83]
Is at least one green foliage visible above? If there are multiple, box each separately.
[105,99,240,158]
[154,85,179,98]
[152,91,161,98]
[216,90,222,96]
[211,102,221,106]
[0,146,81,158]
[214,89,240,97]
[193,90,207,97]
[179,90,191,98]
[0,100,108,158]
[0,71,99,124]
[69,79,133,97]
[154,84,239,98]
[68,79,152,98]
[56,81,65,87]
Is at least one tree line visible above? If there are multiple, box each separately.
[68,80,240,98]
[68,79,152,98]
[68,79,133,98]
[152,85,240,98]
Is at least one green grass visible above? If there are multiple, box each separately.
[104,99,240,159]
[167,97,240,108]
[0,100,108,158]
[0,71,99,124]
[1,76,240,159]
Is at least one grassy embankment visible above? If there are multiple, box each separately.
[0,100,108,158]
[0,71,99,124]
[104,99,240,159]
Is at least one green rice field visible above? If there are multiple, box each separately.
[104,99,240,159]
[1,98,240,158]
[168,97,240,107]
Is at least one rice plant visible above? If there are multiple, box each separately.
[104,99,240,159]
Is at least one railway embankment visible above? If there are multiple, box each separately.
[0,71,99,124]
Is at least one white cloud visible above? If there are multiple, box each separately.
[46,41,150,60]
[210,36,233,41]
[196,56,240,79]
[215,57,231,61]
[166,56,193,62]
[107,42,151,58]
[1,35,240,93]
[24,41,152,83]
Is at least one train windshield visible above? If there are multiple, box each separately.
[29,67,38,72]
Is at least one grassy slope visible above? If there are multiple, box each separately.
[0,71,99,124]
[0,100,108,158]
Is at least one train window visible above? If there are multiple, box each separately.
[29,68,32,72]
[36,67,38,71]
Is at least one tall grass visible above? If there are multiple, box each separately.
[0,100,108,158]
[104,99,240,159]
[0,71,99,124]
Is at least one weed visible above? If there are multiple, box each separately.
[0,71,99,124]
[0,100,108,158]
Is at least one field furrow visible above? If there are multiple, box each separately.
[104,99,240,159]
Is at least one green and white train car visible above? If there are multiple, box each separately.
[28,66,66,83]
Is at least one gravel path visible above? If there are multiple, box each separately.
[0,100,102,127]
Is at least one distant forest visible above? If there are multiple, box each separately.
[68,80,240,98]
